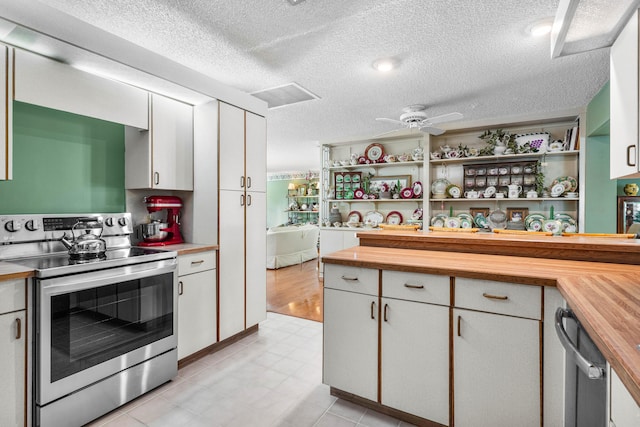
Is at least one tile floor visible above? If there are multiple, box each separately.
[86,312,414,427]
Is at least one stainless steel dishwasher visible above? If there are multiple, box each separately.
[555,307,607,427]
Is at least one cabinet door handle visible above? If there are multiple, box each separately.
[240,194,245,206]
[482,293,508,300]
[627,144,637,167]
[457,315,462,337]
[370,301,376,319]
[190,260,204,266]
[154,171,160,185]
[384,303,389,322]
[247,194,252,206]
[341,275,358,281]
[404,283,424,289]
[178,281,184,295]
[240,176,245,188]
[15,318,21,340]
[247,176,252,189]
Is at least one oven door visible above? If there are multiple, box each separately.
[35,259,178,406]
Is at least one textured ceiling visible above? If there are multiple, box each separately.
[3,0,613,172]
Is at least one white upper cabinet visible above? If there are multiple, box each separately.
[245,111,266,193]
[219,102,245,191]
[0,43,13,181]
[125,93,194,190]
[14,48,149,129]
[610,9,640,178]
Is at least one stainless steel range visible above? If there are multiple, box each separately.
[0,213,178,427]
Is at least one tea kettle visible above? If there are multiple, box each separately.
[60,217,107,259]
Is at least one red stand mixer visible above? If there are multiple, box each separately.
[139,195,184,246]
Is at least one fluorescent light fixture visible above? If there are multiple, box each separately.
[372,58,397,72]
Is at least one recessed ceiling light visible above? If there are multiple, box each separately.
[286,0,306,5]
[530,21,553,37]
[372,58,397,72]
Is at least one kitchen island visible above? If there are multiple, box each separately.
[322,231,640,426]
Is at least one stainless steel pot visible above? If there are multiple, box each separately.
[141,221,169,242]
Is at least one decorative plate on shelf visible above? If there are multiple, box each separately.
[354,188,365,199]
[401,187,414,199]
[551,183,565,197]
[542,219,562,234]
[526,219,543,232]
[347,211,362,223]
[474,214,488,229]
[430,214,447,227]
[412,181,423,198]
[364,210,384,225]
[365,143,384,162]
[386,211,403,225]
[431,178,450,197]
[552,176,577,192]
[445,217,461,228]
[446,184,462,198]
[412,208,423,220]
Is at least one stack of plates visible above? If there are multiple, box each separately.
[524,213,546,231]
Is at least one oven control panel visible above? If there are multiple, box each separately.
[0,213,133,243]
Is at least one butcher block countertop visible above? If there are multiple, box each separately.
[322,245,640,406]
[0,262,34,281]
[159,243,218,256]
[356,229,640,265]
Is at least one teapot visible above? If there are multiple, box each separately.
[526,190,538,198]
[464,190,479,199]
[60,217,107,259]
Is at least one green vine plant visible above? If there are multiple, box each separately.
[478,129,517,156]
[535,159,545,195]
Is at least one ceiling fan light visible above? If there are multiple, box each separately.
[372,58,396,72]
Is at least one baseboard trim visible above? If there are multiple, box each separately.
[178,324,259,369]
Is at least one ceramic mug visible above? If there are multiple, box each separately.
[464,190,479,199]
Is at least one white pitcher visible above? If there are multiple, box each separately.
[507,184,522,198]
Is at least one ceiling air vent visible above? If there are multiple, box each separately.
[251,82,320,109]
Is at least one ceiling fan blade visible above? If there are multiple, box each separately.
[420,126,446,136]
[425,112,463,125]
[371,128,406,138]
[375,117,404,125]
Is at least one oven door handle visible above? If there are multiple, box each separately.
[555,307,606,380]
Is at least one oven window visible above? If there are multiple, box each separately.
[50,272,174,382]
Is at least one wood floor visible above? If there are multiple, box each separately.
[266,259,323,322]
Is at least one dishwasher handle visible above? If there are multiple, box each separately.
[555,307,606,380]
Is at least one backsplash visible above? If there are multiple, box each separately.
[0,102,126,214]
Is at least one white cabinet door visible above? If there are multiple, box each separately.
[0,44,13,181]
[218,189,246,340]
[219,102,246,191]
[453,308,540,427]
[178,269,217,360]
[323,288,378,401]
[245,191,266,328]
[610,367,640,427]
[0,310,25,427]
[125,94,193,190]
[151,94,194,190]
[381,297,449,424]
[610,9,640,178]
[245,111,266,193]
[14,48,148,129]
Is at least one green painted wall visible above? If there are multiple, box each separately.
[0,102,125,214]
[584,135,616,232]
[266,179,318,228]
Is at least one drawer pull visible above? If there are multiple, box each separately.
[457,315,462,337]
[178,281,184,296]
[627,144,637,167]
[15,318,21,340]
[483,293,508,301]
[404,283,424,289]
[370,301,376,319]
[341,276,358,282]
[191,260,205,266]
[384,303,389,322]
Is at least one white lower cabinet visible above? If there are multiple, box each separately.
[177,252,217,360]
[323,287,378,401]
[0,279,26,427]
[381,297,449,424]
[609,367,640,427]
[453,308,540,427]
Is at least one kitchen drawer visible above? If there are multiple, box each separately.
[324,265,378,296]
[0,279,26,314]
[178,251,216,276]
[455,277,541,320]
[382,271,450,306]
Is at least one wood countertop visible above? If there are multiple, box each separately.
[355,230,640,265]
[157,243,218,256]
[0,261,34,281]
[322,246,640,406]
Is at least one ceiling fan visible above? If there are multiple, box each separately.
[375,104,463,136]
